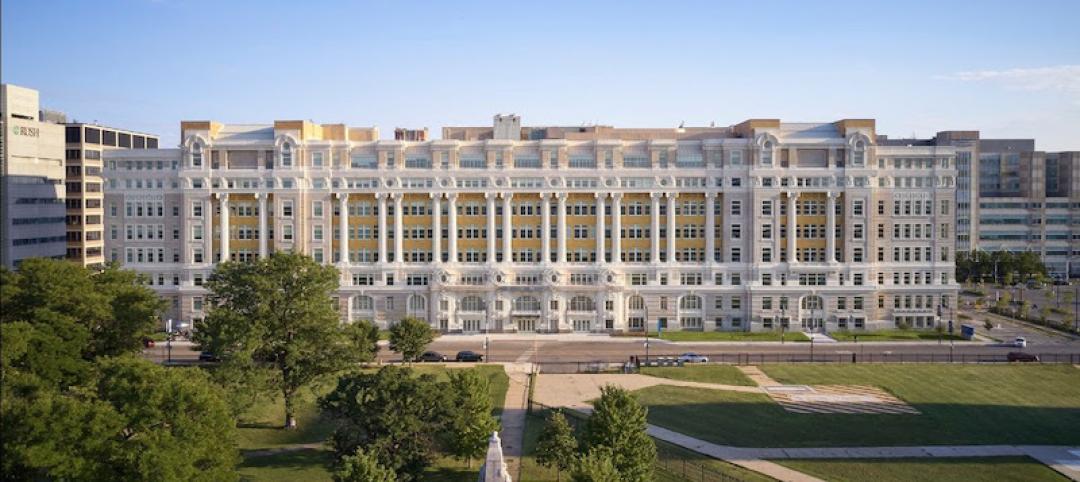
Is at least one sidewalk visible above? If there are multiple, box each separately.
[497,363,532,477]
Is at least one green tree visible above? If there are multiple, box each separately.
[2,356,238,482]
[1019,301,1031,319]
[0,259,164,361]
[94,356,239,481]
[334,447,396,482]
[197,252,377,429]
[536,410,578,479]
[320,366,447,481]
[443,369,498,467]
[570,447,621,482]
[389,317,436,363]
[984,319,994,331]
[1040,306,1052,323]
[1004,271,1015,287]
[581,386,656,482]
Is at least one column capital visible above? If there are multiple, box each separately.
[446,192,458,202]
[485,192,496,200]
[502,192,513,200]
[337,192,349,201]
[610,192,623,200]
[429,192,441,200]
[826,191,839,199]
[650,192,663,200]
[705,191,717,199]
[593,192,606,199]
[786,191,799,199]
[218,193,230,202]
[392,192,404,201]
[253,192,261,199]
[556,192,568,201]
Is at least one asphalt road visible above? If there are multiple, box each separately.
[146,312,1080,366]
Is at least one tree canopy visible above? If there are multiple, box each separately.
[388,317,436,363]
[956,250,1049,284]
[582,385,656,482]
[196,252,378,429]
[442,369,499,466]
[536,409,578,476]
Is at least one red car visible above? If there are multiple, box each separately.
[142,338,156,348]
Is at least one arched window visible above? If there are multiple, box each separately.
[851,140,865,167]
[569,296,595,312]
[191,143,203,167]
[408,294,427,312]
[801,296,823,310]
[627,295,645,311]
[352,295,373,312]
[513,296,541,312]
[761,141,774,166]
[281,143,293,167]
[460,296,485,312]
[679,295,702,310]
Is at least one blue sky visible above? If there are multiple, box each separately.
[3,0,1079,149]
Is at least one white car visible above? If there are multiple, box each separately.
[677,353,709,364]
[1013,337,1027,348]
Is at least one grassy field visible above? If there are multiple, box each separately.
[641,365,756,386]
[235,364,509,480]
[238,449,333,482]
[828,329,965,342]
[636,364,1080,447]
[774,457,1068,482]
[517,409,774,482]
[620,331,810,342]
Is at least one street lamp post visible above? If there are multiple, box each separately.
[780,307,786,344]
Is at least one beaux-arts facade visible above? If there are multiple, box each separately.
[104,115,959,334]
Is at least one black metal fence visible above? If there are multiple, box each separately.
[523,401,750,482]
[531,352,1080,373]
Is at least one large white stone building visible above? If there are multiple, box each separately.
[104,115,959,334]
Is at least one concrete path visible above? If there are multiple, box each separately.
[242,442,326,458]
[497,363,532,478]
[737,365,782,386]
[804,332,837,343]
[532,373,762,411]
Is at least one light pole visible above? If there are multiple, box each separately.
[780,307,786,344]
[166,318,173,365]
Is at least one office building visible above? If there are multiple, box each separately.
[63,123,158,267]
[882,132,1080,279]
[105,115,959,333]
[1,84,66,268]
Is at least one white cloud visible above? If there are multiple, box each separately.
[938,65,1080,105]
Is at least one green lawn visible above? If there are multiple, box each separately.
[774,457,1068,482]
[518,409,774,482]
[828,329,965,342]
[636,365,1080,447]
[641,365,756,386]
[238,449,333,482]
[235,364,510,479]
[621,331,810,342]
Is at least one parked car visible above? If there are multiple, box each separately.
[1013,337,1027,348]
[142,337,156,348]
[1025,280,1044,290]
[455,350,484,362]
[198,352,220,363]
[1007,352,1039,362]
[677,352,709,364]
[418,351,447,362]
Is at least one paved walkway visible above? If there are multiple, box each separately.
[532,373,763,411]
[738,365,782,386]
[497,363,532,478]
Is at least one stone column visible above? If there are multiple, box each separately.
[219,194,230,262]
[257,193,268,258]
[650,193,661,263]
[447,194,458,263]
[338,193,348,265]
[377,193,388,264]
[826,191,837,263]
[432,194,442,264]
[486,193,497,263]
[393,193,404,264]
[205,197,213,264]
[667,193,677,264]
[502,193,513,264]
[595,193,606,264]
[541,193,551,264]
[556,193,567,263]
[787,192,799,263]
[611,193,622,264]
[705,192,716,264]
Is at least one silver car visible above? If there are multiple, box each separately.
[677,352,709,364]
